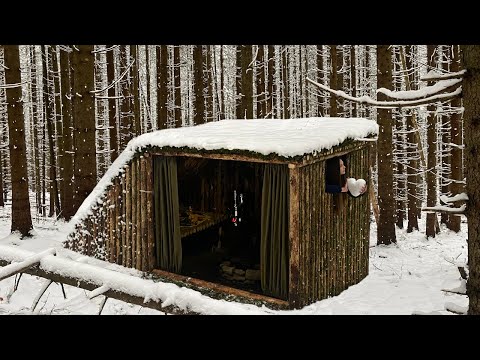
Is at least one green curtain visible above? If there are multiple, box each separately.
[154,156,182,273]
[261,164,289,299]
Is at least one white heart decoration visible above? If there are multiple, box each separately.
[347,178,366,197]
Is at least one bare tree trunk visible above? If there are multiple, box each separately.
[60,46,75,220]
[329,45,338,117]
[426,45,438,238]
[317,45,323,116]
[193,45,204,125]
[242,45,253,119]
[43,46,60,217]
[447,45,463,232]
[206,46,213,122]
[174,46,182,127]
[220,46,225,120]
[130,45,141,135]
[4,45,33,236]
[51,46,63,215]
[72,45,96,214]
[267,45,274,118]
[119,46,133,150]
[106,45,118,163]
[256,45,266,119]
[235,46,242,119]
[282,46,289,119]
[376,45,396,245]
[350,46,357,117]
[461,45,480,315]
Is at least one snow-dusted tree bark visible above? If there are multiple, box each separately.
[130,45,141,136]
[266,45,275,118]
[282,46,290,119]
[241,45,253,119]
[52,46,63,215]
[426,45,438,238]
[404,45,419,232]
[42,45,60,217]
[0,48,7,207]
[119,46,133,149]
[173,46,182,127]
[256,45,266,119]
[376,45,396,245]
[205,46,214,122]
[317,45,324,116]
[350,46,357,117]
[447,45,463,232]
[329,45,338,117]
[3,45,33,236]
[219,46,226,120]
[59,46,75,220]
[72,45,96,214]
[460,45,480,314]
[193,45,204,125]
[106,45,118,163]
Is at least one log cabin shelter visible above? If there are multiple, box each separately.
[65,118,379,309]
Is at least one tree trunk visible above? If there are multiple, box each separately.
[447,45,462,232]
[60,46,75,220]
[220,46,225,120]
[156,45,168,128]
[106,45,118,163]
[119,46,132,150]
[329,45,338,117]
[376,45,396,245]
[256,45,266,119]
[206,46,214,122]
[42,46,60,217]
[440,46,451,225]
[242,45,253,119]
[4,45,33,236]
[193,45,204,125]
[350,45,357,117]
[130,45,141,135]
[174,46,182,127]
[317,45,323,116]
[235,46,242,119]
[267,45,275,118]
[282,46,289,119]
[72,45,96,214]
[51,46,63,215]
[461,45,480,315]
[426,45,438,238]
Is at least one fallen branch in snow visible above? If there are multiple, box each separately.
[31,279,53,312]
[0,248,56,281]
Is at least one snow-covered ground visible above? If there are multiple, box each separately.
[0,200,468,315]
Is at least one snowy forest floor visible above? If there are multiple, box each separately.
[0,197,469,315]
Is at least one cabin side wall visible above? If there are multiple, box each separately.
[292,145,370,308]
[65,153,155,272]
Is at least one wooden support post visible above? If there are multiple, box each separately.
[288,163,300,308]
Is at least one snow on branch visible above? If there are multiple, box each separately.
[0,248,56,281]
[91,59,135,95]
[440,193,469,204]
[306,78,462,109]
[376,78,462,100]
[421,204,466,214]
[0,245,270,315]
[421,69,466,81]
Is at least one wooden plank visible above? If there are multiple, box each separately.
[131,159,137,268]
[152,269,289,309]
[125,165,132,268]
[288,164,300,309]
[140,156,148,271]
[136,157,142,270]
[146,154,155,271]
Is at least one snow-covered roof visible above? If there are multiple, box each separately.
[133,117,378,158]
[66,118,378,233]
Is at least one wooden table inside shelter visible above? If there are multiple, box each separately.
[180,211,228,238]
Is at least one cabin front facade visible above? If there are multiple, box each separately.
[65,118,378,309]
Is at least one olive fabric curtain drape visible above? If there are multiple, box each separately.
[154,156,182,273]
[261,164,289,299]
